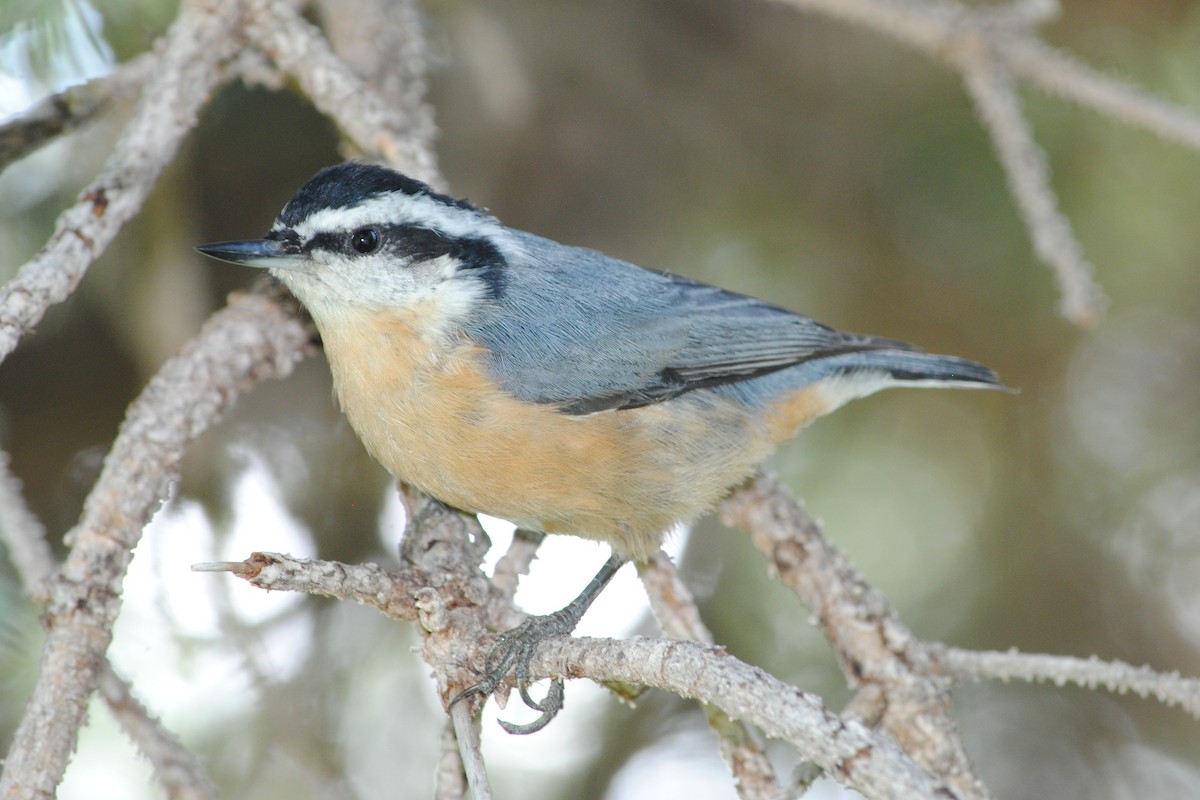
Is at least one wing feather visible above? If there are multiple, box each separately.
[464,231,980,414]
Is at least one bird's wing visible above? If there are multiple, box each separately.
[464,233,926,414]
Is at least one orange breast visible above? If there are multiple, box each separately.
[316,305,825,560]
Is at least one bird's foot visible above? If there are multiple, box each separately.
[451,554,625,734]
[450,606,582,734]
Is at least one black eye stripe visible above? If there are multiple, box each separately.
[299,224,506,297]
[304,232,343,253]
[305,226,500,262]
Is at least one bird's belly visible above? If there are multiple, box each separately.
[317,308,780,560]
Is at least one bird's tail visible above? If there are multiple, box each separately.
[852,350,1002,388]
[807,349,1008,411]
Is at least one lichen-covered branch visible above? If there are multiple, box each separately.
[193,544,959,800]
[531,636,962,800]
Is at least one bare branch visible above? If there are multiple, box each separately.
[767,0,1200,325]
[532,636,962,800]
[449,703,493,800]
[0,51,158,171]
[932,645,1200,719]
[999,36,1200,150]
[956,43,1104,326]
[0,0,247,365]
[0,451,56,599]
[0,453,219,800]
[774,0,1200,148]
[719,474,989,800]
[0,289,312,798]
[638,553,783,800]
[192,551,426,621]
[244,0,442,186]
[317,0,438,166]
[95,669,219,800]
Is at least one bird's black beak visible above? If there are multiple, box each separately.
[196,238,307,270]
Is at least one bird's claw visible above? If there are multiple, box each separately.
[449,609,579,734]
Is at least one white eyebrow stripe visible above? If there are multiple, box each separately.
[274,191,526,259]
[278,194,493,239]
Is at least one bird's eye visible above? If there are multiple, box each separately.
[350,227,380,254]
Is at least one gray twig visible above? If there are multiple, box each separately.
[933,645,1200,718]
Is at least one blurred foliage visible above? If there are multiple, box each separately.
[4,0,1200,799]
[0,0,114,99]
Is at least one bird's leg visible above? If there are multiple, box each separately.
[451,554,626,734]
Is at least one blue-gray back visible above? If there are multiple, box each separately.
[463,230,994,413]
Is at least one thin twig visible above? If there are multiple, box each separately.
[450,703,493,800]
[775,0,1200,148]
[0,451,56,599]
[192,551,426,622]
[244,0,441,186]
[956,42,1104,325]
[95,669,220,800]
[999,35,1200,150]
[767,0,1200,325]
[932,645,1200,718]
[719,474,990,800]
[0,289,312,798]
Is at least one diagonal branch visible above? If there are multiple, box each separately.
[0,451,56,600]
[534,636,959,800]
[0,0,248,365]
[719,474,990,800]
[244,0,441,186]
[765,0,1200,325]
[0,51,159,172]
[774,0,1200,149]
[956,41,1104,325]
[0,288,312,798]
[0,453,219,800]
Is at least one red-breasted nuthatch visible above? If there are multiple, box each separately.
[199,162,1003,732]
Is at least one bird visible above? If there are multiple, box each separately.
[198,161,1003,733]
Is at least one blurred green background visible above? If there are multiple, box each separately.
[3,1,1200,798]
